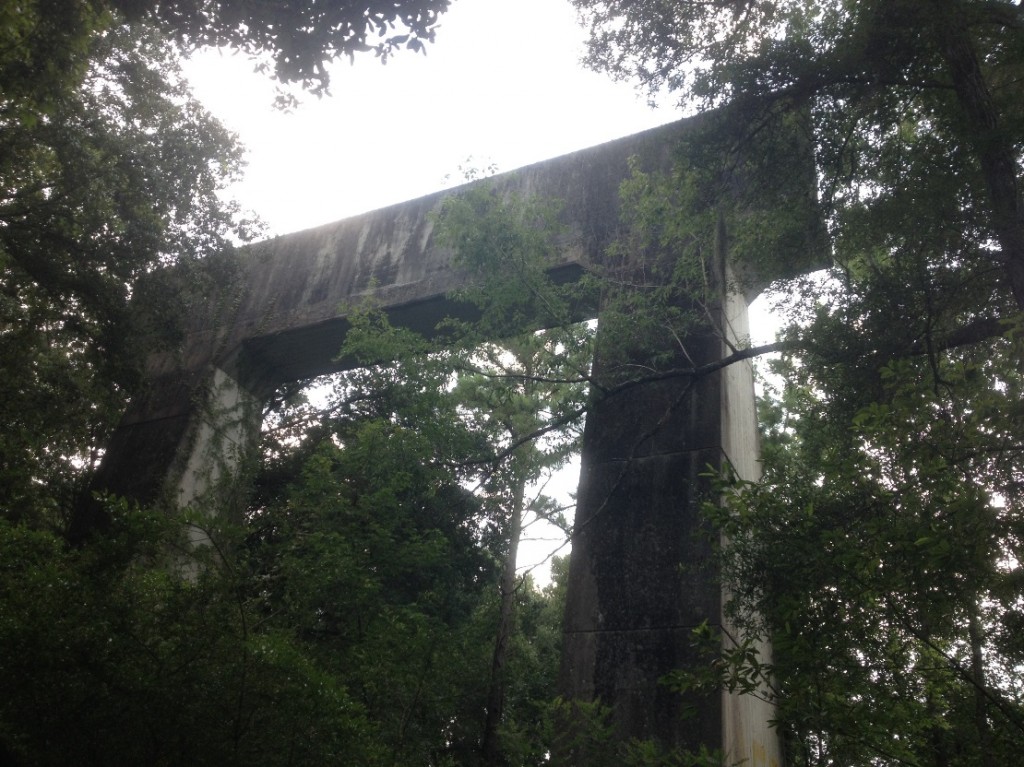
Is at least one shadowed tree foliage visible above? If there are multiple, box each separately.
[0,24,245,530]
[569,2,1024,764]
[703,312,1024,766]
[7,0,451,106]
[116,0,451,92]
[0,505,376,766]
[574,0,1024,310]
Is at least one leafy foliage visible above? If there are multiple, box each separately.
[246,430,496,765]
[7,0,451,108]
[571,2,1024,764]
[710,321,1024,764]
[0,24,245,529]
[0,398,571,764]
[0,504,373,766]
[573,0,1024,307]
[115,0,451,94]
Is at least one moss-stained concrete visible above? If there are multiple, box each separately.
[93,117,708,510]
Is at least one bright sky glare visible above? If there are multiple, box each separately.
[182,0,672,236]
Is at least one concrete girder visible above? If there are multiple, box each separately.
[86,117,700,515]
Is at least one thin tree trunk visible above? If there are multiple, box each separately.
[967,598,991,762]
[931,0,1024,310]
[480,473,527,767]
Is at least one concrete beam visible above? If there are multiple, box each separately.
[152,116,704,386]
[90,116,709,511]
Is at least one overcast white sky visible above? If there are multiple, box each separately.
[181,0,672,236]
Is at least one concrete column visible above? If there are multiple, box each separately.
[558,263,781,762]
[169,368,263,509]
[559,315,725,754]
[719,263,783,767]
[172,367,264,552]
[74,365,264,550]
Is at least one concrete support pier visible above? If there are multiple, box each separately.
[559,259,781,764]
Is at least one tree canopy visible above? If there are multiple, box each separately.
[8,0,450,107]
[0,23,245,528]
[115,0,451,93]
[567,1,1024,764]
[574,0,1024,310]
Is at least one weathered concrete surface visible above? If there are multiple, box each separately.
[719,261,782,767]
[153,116,704,385]
[88,116,704,514]
[559,256,781,761]
[84,109,822,762]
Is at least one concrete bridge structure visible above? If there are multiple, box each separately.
[88,112,822,764]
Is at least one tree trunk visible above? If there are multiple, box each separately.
[967,598,991,763]
[931,0,1024,311]
[480,473,527,767]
